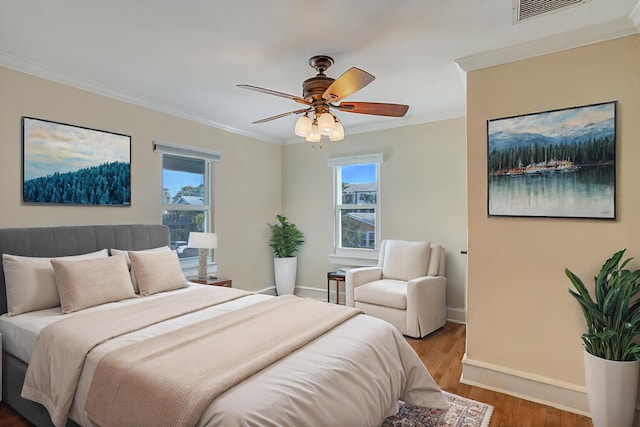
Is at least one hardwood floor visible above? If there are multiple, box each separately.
[406,322,592,427]
[0,322,591,426]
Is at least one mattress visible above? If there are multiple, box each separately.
[0,284,271,364]
[7,284,446,426]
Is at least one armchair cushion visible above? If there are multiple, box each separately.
[426,244,443,276]
[354,279,407,310]
[381,240,431,281]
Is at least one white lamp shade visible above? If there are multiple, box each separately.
[317,112,335,135]
[306,124,321,142]
[294,115,312,137]
[187,232,218,249]
[329,121,345,141]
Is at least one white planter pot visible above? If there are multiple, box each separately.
[584,349,640,427]
[274,257,297,295]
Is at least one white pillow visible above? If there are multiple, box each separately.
[2,249,109,316]
[110,246,170,293]
[381,240,431,281]
[51,255,136,314]
[128,250,187,296]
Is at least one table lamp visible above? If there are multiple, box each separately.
[187,232,218,280]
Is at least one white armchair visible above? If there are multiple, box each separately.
[345,240,446,338]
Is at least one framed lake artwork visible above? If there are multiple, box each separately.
[487,101,616,219]
[22,117,131,206]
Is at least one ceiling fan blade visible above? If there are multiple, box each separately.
[336,102,409,117]
[322,68,375,102]
[251,108,309,124]
[237,84,311,106]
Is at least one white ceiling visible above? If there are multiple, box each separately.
[1,0,638,144]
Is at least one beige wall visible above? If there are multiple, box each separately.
[282,118,468,317]
[466,34,640,394]
[0,66,282,292]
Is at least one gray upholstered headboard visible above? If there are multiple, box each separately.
[0,224,170,315]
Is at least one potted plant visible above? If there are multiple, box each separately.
[268,215,304,295]
[566,249,640,427]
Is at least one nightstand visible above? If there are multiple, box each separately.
[190,277,232,288]
[327,271,345,304]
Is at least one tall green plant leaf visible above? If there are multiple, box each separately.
[567,249,640,361]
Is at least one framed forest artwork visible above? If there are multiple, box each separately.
[487,101,616,219]
[22,117,131,206]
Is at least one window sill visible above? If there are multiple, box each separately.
[328,253,378,267]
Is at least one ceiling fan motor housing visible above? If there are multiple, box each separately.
[302,75,335,104]
[303,55,336,107]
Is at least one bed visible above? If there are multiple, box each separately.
[0,224,447,427]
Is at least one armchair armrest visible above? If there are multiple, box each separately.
[406,275,447,337]
[345,267,383,307]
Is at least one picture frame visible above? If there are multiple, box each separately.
[487,101,616,219]
[22,117,131,206]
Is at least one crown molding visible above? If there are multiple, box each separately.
[0,51,280,145]
[455,17,640,72]
[2,48,459,147]
[5,10,637,147]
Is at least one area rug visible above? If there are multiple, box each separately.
[382,391,493,427]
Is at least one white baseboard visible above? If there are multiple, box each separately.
[295,285,330,301]
[461,353,590,416]
[255,286,277,296]
[447,307,466,324]
[462,356,640,425]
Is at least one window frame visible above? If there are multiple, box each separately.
[328,153,382,266]
[154,140,220,270]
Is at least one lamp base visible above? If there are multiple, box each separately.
[197,248,208,280]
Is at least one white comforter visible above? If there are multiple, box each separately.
[12,286,447,426]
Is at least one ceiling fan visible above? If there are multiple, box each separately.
[237,55,409,144]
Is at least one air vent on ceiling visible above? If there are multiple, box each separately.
[513,0,590,23]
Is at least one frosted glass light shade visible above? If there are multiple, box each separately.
[294,115,312,137]
[306,124,321,143]
[317,113,335,135]
[187,232,218,249]
[311,124,322,142]
[329,121,345,141]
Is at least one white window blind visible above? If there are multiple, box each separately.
[327,153,383,167]
[154,140,221,162]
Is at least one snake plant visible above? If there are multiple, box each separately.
[566,249,640,361]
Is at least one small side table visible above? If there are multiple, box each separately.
[327,271,345,304]
[190,277,232,288]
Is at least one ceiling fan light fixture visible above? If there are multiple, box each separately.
[294,114,312,137]
[317,112,335,135]
[238,55,408,147]
[306,124,321,143]
[310,124,322,143]
[329,120,344,142]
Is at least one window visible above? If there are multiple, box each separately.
[329,154,382,262]
[154,141,220,263]
[162,154,208,259]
